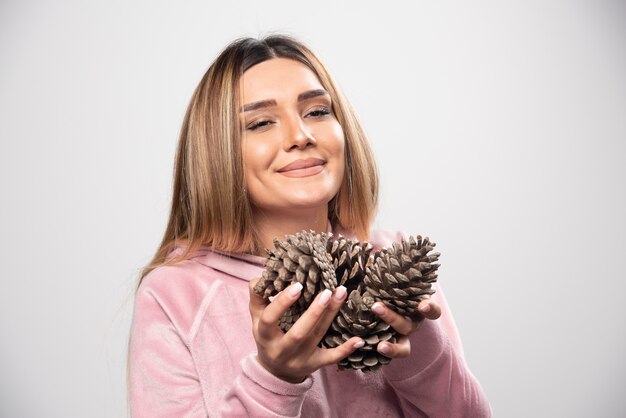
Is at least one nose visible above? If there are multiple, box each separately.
[283,114,316,151]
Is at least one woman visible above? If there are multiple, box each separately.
[129,34,491,417]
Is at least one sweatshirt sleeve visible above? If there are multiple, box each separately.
[129,282,313,418]
[382,284,492,418]
[219,354,313,417]
[129,285,207,417]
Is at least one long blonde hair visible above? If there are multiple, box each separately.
[138,35,378,288]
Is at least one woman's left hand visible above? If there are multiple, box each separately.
[371,298,442,358]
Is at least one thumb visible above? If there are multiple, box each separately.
[316,337,366,368]
[418,298,442,320]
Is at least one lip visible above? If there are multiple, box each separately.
[277,158,326,172]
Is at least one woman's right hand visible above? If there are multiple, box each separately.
[248,279,365,383]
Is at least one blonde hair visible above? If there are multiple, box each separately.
[138,34,378,288]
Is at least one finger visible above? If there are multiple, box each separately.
[418,299,442,320]
[377,335,411,359]
[371,302,414,335]
[284,287,335,346]
[257,282,303,340]
[309,286,348,342]
[315,336,366,368]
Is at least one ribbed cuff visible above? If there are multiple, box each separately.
[238,353,313,416]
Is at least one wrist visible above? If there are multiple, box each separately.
[255,355,307,384]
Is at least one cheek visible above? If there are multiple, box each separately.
[329,124,346,180]
[242,138,274,178]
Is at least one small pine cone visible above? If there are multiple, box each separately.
[253,230,337,332]
[321,286,397,371]
[364,236,440,318]
[327,236,374,288]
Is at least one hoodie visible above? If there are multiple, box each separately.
[129,228,491,417]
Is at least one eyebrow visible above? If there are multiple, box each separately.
[241,89,329,112]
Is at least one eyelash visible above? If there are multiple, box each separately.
[246,107,331,131]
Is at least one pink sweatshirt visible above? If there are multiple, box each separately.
[129,228,491,417]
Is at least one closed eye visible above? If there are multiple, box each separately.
[246,119,274,131]
[306,107,331,118]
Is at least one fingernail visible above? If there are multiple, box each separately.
[333,286,347,301]
[378,343,390,355]
[289,282,303,297]
[371,303,385,316]
[318,289,332,306]
[353,339,365,349]
[419,303,431,313]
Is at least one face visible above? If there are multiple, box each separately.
[239,58,346,215]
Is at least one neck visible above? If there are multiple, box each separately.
[253,206,330,254]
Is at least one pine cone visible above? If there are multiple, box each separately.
[364,236,440,317]
[321,286,395,371]
[253,231,337,332]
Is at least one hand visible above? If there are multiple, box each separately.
[371,298,442,359]
[248,279,365,383]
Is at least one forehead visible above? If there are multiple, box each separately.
[240,58,324,102]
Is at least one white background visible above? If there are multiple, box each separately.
[1,1,625,417]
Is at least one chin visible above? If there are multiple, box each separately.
[248,177,342,213]
[284,194,333,209]
[287,185,338,205]
[253,190,336,213]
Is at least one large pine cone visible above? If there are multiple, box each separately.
[322,286,395,371]
[364,236,440,317]
[253,231,337,332]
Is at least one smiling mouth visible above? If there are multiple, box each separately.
[277,158,326,178]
